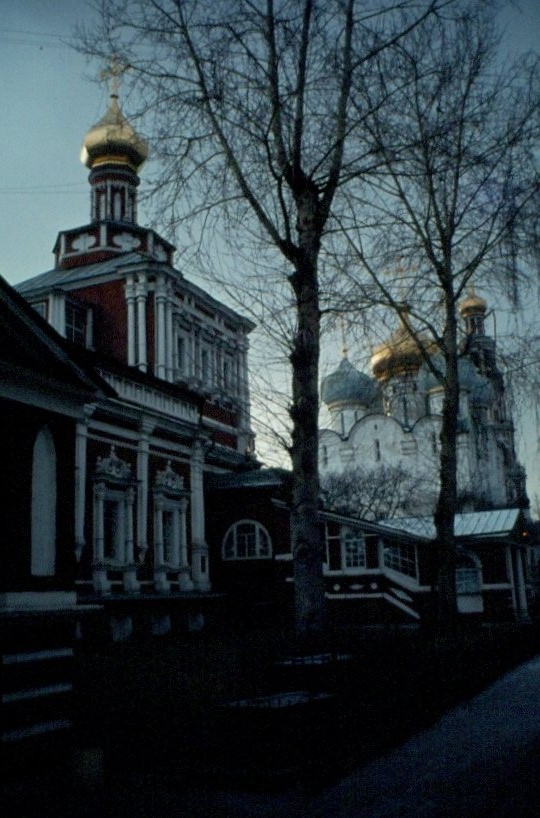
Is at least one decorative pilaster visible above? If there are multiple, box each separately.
[135,274,147,372]
[137,418,154,562]
[514,547,529,620]
[155,274,167,379]
[152,461,193,592]
[165,293,174,382]
[188,325,196,380]
[92,482,111,593]
[123,486,139,592]
[153,494,170,592]
[190,439,211,591]
[125,275,136,366]
[237,337,254,454]
[178,497,193,591]
[74,404,94,562]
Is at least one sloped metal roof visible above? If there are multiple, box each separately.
[16,252,151,294]
[16,251,255,331]
[379,508,521,540]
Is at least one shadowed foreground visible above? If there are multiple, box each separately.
[3,653,540,817]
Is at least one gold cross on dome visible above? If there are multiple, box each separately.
[99,55,130,96]
[340,316,349,358]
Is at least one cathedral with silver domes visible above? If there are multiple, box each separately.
[320,292,528,516]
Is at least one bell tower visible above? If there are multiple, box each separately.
[53,58,173,270]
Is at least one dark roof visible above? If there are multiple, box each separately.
[0,274,109,398]
[16,252,255,333]
[206,467,290,491]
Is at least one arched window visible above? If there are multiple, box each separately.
[455,549,482,595]
[455,548,484,614]
[31,427,57,576]
[222,520,272,560]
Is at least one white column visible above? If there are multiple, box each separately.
[93,483,105,563]
[137,419,154,562]
[237,337,253,453]
[515,548,529,619]
[235,345,242,399]
[211,336,218,390]
[125,488,135,564]
[136,274,148,372]
[178,497,193,591]
[92,482,110,593]
[154,497,165,565]
[123,487,139,592]
[153,494,169,592]
[189,326,196,379]
[165,295,174,382]
[190,439,210,591]
[171,508,181,568]
[126,276,137,366]
[195,330,202,381]
[74,406,93,562]
[506,544,517,615]
[155,276,167,379]
[241,339,251,420]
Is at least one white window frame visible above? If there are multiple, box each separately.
[65,300,92,348]
[383,540,418,579]
[456,549,483,595]
[324,525,367,574]
[342,528,367,572]
[103,491,126,563]
[175,333,187,378]
[222,520,272,560]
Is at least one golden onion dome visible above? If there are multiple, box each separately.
[371,323,436,382]
[458,288,487,317]
[80,94,148,172]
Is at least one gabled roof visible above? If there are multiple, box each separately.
[379,508,522,540]
[0,274,108,398]
[16,252,256,333]
[16,252,145,294]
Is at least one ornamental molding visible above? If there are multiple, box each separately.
[95,445,132,480]
[154,460,184,492]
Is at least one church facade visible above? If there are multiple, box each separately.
[319,295,528,517]
[13,85,255,607]
[4,81,536,635]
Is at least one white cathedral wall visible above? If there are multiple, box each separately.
[348,414,409,467]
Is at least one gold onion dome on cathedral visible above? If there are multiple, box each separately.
[458,287,487,317]
[371,311,437,382]
[80,93,148,172]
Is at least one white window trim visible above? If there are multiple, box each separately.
[222,520,273,560]
[382,541,419,582]
[342,527,367,574]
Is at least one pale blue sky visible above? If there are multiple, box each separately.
[1,0,538,501]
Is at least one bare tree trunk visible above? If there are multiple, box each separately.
[289,193,326,642]
[434,292,459,630]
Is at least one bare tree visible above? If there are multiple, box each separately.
[321,464,437,520]
[78,0,448,641]
[336,7,539,627]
